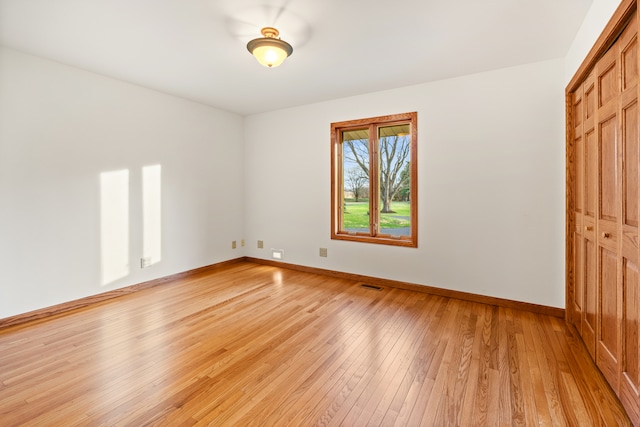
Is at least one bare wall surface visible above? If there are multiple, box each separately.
[1,0,619,318]
[244,59,566,308]
[0,47,244,319]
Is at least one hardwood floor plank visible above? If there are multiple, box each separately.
[311,290,416,426]
[196,287,361,425]
[344,293,432,426]
[469,304,495,426]
[374,294,440,426]
[414,299,464,426]
[526,313,566,426]
[457,304,484,427]
[266,287,407,426]
[0,261,632,426]
[498,308,515,426]
[389,298,446,426]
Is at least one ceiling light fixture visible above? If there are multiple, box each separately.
[246,27,293,68]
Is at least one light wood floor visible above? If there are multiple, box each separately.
[0,261,632,426]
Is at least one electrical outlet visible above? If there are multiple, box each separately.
[232,240,237,249]
[319,248,328,257]
[140,257,152,268]
[241,239,245,247]
[257,240,264,249]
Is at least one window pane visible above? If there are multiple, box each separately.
[342,129,370,234]
[378,124,411,237]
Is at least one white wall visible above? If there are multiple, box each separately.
[0,47,245,319]
[0,0,620,319]
[565,0,622,84]
[244,59,566,308]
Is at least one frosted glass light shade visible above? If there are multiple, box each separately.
[247,27,293,68]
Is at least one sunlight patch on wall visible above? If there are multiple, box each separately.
[142,165,162,266]
[100,169,130,285]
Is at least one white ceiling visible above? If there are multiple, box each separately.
[0,0,593,116]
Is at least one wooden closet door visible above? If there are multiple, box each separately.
[595,40,621,392]
[571,83,585,330]
[572,73,598,358]
[583,75,598,358]
[567,4,640,424]
[618,14,640,423]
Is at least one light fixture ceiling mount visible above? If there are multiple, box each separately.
[247,27,293,68]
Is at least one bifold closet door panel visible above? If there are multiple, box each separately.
[618,12,640,423]
[595,42,622,393]
[583,74,598,357]
[571,83,585,331]
[570,73,599,354]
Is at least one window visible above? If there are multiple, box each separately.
[331,112,417,247]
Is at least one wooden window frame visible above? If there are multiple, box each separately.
[331,112,418,247]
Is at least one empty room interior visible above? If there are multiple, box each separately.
[1,0,640,425]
